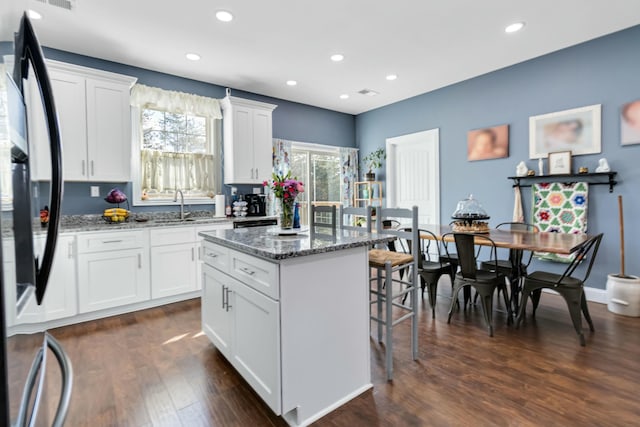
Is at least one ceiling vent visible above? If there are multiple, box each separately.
[358,89,379,97]
[34,0,77,11]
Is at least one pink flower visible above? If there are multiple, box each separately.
[262,181,268,187]
[297,182,305,193]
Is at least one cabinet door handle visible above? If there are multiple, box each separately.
[198,247,202,260]
[191,247,195,261]
[222,285,229,310]
[138,254,142,268]
[102,240,123,244]
[239,266,255,276]
[206,252,217,258]
[255,168,258,178]
[81,160,86,176]
[91,160,95,176]
[68,242,74,258]
[225,287,232,312]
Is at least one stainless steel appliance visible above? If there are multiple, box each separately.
[233,218,277,228]
[244,194,266,216]
[1,14,72,426]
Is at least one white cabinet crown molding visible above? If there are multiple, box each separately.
[220,95,277,112]
[3,55,137,87]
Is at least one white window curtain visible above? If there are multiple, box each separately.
[272,138,292,176]
[339,147,358,208]
[140,150,215,195]
[130,84,221,204]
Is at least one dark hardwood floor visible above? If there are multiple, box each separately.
[7,281,640,426]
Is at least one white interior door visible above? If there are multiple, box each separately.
[386,129,440,225]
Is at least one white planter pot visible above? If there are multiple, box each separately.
[606,274,640,317]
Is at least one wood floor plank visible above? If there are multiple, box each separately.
[7,279,639,427]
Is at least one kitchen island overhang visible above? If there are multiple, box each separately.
[199,226,394,427]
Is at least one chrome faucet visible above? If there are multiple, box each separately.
[173,189,185,220]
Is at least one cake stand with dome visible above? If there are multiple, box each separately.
[451,194,490,233]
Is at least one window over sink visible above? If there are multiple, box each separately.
[130,84,223,206]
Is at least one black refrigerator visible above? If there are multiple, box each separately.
[1,14,72,426]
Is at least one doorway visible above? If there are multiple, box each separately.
[386,128,440,225]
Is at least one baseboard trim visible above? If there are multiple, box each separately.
[543,286,607,304]
[8,291,201,336]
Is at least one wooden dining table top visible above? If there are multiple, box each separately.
[417,224,591,255]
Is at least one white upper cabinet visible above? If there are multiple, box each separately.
[221,95,276,184]
[22,58,136,181]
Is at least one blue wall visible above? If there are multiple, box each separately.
[1,42,355,214]
[355,25,640,289]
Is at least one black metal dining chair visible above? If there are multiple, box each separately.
[397,228,451,318]
[479,222,539,312]
[443,232,512,337]
[516,233,603,346]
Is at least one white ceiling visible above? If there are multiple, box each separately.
[2,0,640,115]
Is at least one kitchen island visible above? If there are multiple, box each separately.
[198,226,394,427]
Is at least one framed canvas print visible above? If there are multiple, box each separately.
[548,151,572,174]
[621,99,640,145]
[467,124,509,161]
[529,104,601,159]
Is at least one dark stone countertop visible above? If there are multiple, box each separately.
[199,226,395,261]
[1,212,277,237]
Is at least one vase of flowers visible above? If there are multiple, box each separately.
[264,171,305,229]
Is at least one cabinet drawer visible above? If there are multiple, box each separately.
[77,230,147,253]
[229,249,279,300]
[202,242,229,273]
[150,227,195,246]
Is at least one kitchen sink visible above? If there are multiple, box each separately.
[152,217,213,224]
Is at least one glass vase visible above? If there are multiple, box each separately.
[279,198,295,229]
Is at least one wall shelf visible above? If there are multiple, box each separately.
[508,171,618,193]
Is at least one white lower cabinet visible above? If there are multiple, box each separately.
[202,264,233,358]
[201,248,281,413]
[150,227,198,298]
[77,230,150,313]
[16,234,78,324]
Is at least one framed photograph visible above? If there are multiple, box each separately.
[467,124,509,161]
[621,99,640,145]
[529,104,601,159]
[548,151,572,175]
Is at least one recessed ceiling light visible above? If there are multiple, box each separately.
[27,10,42,20]
[339,94,349,100]
[185,53,201,61]
[386,74,398,81]
[331,54,344,62]
[286,80,297,86]
[505,22,525,33]
[216,10,234,22]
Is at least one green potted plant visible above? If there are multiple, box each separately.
[362,148,386,181]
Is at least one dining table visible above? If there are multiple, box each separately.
[416,224,593,311]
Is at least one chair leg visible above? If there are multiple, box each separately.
[531,289,542,318]
[377,272,383,343]
[581,291,595,332]
[384,261,393,380]
[515,286,532,329]
[428,279,438,319]
[475,287,495,337]
[500,283,513,325]
[448,281,464,323]
[558,287,587,346]
[411,267,418,361]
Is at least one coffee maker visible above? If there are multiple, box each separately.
[244,194,266,216]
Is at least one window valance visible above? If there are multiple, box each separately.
[130,84,222,119]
